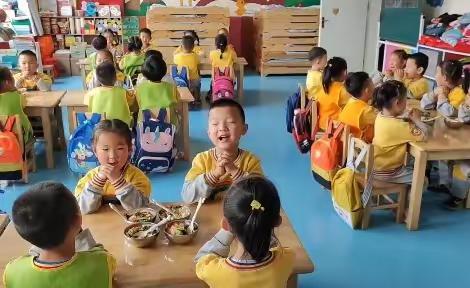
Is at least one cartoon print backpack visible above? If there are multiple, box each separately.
[133,109,177,173]
[67,113,101,175]
[212,66,235,101]
[171,66,189,88]
[0,116,23,180]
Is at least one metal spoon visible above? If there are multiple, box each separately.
[190,198,205,232]
[150,199,177,218]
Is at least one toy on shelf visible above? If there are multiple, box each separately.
[82,1,98,17]
[97,5,110,17]
[83,19,95,35]
[109,5,121,17]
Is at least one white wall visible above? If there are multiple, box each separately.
[421,0,470,19]
[364,0,382,72]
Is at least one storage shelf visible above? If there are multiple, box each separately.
[418,44,470,57]
[40,16,121,19]
[378,40,417,50]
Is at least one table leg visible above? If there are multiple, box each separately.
[181,102,190,161]
[41,108,54,169]
[80,65,87,89]
[67,107,75,135]
[406,150,428,230]
[237,63,244,100]
[54,106,66,150]
[287,274,298,288]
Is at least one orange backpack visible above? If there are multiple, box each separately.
[0,117,23,180]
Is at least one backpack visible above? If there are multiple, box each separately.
[171,66,189,88]
[212,67,235,101]
[67,113,101,175]
[133,109,177,173]
[0,117,23,180]
[311,120,345,189]
[331,140,370,229]
[286,87,302,133]
[292,85,318,153]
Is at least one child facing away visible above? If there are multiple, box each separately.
[316,56,349,130]
[136,53,180,126]
[0,67,33,142]
[458,85,470,123]
[421,60,469,117]
[136,49,174,85]
[86,49,126,90]
[87,35,108,70]
[174,30,205,57]
[75,119,151,214]
[119,36,145,80]
[139,28,156,53]
[195,176,295,288]
[306,46,327,100]
[181,99,263,203]
[372,49,407,86]
[4,182,116,288]
[103,28,124,63]
[84,62,134,126]
[372,80,430,184]
[174,35,201,106]
[395,52,429,100]
[209,34,236,69]
[338,72,377,143]
[14,50,52,92]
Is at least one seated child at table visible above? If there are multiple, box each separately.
[458,85,470,123]
[14,50,52,92]
[119,36,145,81]
[372,49,407,86]
[87,35,108,70]
[181,99,263,203]
[316,56,349,130]
[306,46,327,99]
[0,67,32,142]
[136,54,179,125]
[174,30,205,57]
[139,28,155,53]
[136,50,173,85]
[395,52,429,100]
[174,36,201,106]
[338,72,377,143]
[209,34,236,70]
[75,119,151,214]
[421,60,468,117]
[86,49,126,90]
[4,182,116,288]
[372,80,430,184]
[195,176,294,288]
[217,28,237,58]
[84,62,134,126]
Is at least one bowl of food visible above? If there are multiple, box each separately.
[125,207,158,224]
[164,219,198,245]
[444,117,464,129]
[158,205,191,220]
[124,222,159,248]
[421,113,439,125]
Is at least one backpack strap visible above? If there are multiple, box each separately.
[4,116,16,132]
[223,67,230,77]
[142,109,152,123]
[332,123,345,140]
[157,108,167,122]
[171,65,178,77]
[326,119,334,137]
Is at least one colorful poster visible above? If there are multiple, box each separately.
[122,16,139,42]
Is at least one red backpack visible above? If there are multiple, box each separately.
[293,85,318,153]
[0,117,23,180]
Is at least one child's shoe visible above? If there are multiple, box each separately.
[444,196,465,211]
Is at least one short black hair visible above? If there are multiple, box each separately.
[0,67,13,91]
[12,182,79,249]
[391,49,408,61]
[182,35,195,51]
[139,28,152,36]
[372,80,407,110]
[308,47,327,62]
[438,60,463,86]
[142,55,167,82]
[93,119,132,147]
[183,30,199,45]
[18,50,37,60]
[96,62,116,86]
[144,49,163,60]
[127,36,143,52]
[92,35,107,51]
[407,52,429,75]
[209,98,245,123]
[96,49,114,63]
[345,71,370,98]
[323,57,347,93]
[215,34,228,59]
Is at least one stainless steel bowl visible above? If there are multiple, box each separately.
[157,205,191,221]
[444,118,464,129]
[164,219,198,245]
[125,207,158,225]
[124,222,159,248]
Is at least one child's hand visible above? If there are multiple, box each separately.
[213,158,227,179]
[220,153,239,176]
[100,164,121,182]
[394,69,404,81]
[437,91,448,102]
[408,108,422,122]
[384,70,393,78]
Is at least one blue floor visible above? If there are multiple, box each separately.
[1,74,470,287]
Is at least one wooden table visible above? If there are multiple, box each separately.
[0,202,314,287]
[78,57,248,99]
[407,119,470,230]
[0,214,9,237]
[24,90,66,169]
[60,88,194,161]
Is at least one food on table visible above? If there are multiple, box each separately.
[127,209,157,223]
[126,224,157,239]
[158,205,191,220]
[167,221,193,236]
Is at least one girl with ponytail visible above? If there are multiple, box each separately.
[209,34,236,70]
[195,176,294,288]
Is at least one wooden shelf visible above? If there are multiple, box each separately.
[418,44,470,57]
[40,16,121,19]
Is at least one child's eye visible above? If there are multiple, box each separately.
[102,148,109,151]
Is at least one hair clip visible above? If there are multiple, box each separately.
[328,63,332,67]
[250,200,264,211]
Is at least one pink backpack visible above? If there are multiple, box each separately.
[212,67,235,101]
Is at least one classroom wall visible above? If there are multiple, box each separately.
[364,0,382,73]
[421,0,470,19]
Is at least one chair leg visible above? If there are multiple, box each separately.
[22,162,28,183]
[31,147,37,172]
[396,188,407,223]
[361,203,371,229]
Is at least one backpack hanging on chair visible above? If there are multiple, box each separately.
[171,66,190,88]
[212,66,235,101]
[0,116,23,180]
[292,85,318,153]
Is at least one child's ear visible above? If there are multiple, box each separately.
[417,67,424,75]
[242,124,248,135]
[221,217,232,232]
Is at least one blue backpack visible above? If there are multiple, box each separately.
[171,66,189,87]
[133,109,177,173]
[286,87,302,133]
[67,113,101,175]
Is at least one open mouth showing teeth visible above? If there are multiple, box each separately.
[218,136,229,141]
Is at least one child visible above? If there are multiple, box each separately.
[458,85,470,123]
[181,99,263,203]
[136,49,173,85]
[136,54,179,125]
[372,80,430,184]
[209,34,236,69]
[421,60,469,117]
[119,36,145,80]
[86,49,126,90]
[338,72,377,143]
[174,30,205,57]
[306,46,327,99]
[217,28,238,60]
[84,62,133,126]
[139,28,155,53]
[396,52,429,100]
[195,176,294,288]
[4,182,116,287]
[87,35,107,70]
[316,56,349,130]
[0,67,32,142]
[103,28,123,63]
[174,36,201,106]
[372,49,407,86]
[14,50,52,91]
[75,119,151,214]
